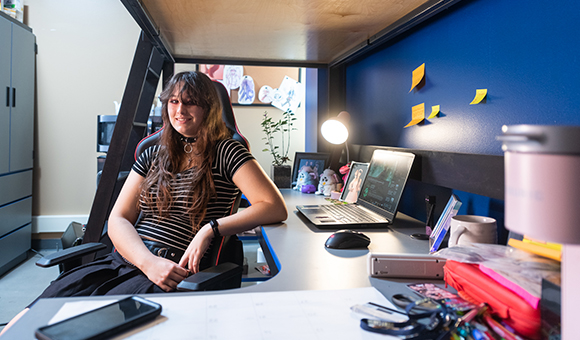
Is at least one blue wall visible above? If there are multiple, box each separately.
[345,0,580,156]
[343,0,580,241]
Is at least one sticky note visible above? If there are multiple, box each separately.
[409,63,425,92]
[428,105,440,119]
[404,103,425,128]
[470,89,487,104]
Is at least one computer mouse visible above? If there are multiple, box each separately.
[325,230,371,249]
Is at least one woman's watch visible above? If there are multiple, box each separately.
[209,219,221,238]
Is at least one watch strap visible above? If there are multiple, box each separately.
[210,219,221,238]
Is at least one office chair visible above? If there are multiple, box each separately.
[37,81,250,291]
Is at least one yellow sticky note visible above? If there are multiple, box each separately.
[428,105,440,119]
[409,63,425,92]
[404,103,425,128]
[470,89,487,104]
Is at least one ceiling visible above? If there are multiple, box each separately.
[125,0,455,67]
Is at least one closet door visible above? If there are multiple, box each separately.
[0,18,10,175]
[9,23,35,172]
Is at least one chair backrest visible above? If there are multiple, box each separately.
[135,81,249,159]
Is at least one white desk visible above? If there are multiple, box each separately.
[4,189,443,339]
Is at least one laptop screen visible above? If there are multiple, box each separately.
[357,150,415,220]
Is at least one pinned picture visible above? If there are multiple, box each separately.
[259,85,274,103]
[272,76,304,113]
[238,75,256,105]
[340,162,370,203]
[223,65,244,90]
[199,65,224,80]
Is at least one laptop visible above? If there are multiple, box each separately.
[296,149,415,228]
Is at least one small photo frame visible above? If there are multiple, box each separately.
[340,162,369,203]
[429,194,462,253]
[291,152,330,185]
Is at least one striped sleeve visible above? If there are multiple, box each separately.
[132,145,161,177]
[215,139,254,183]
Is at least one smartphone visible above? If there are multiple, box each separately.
[35,296,162,340]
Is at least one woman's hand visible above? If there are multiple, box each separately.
[142,256,190,292]
[179,224,214,274]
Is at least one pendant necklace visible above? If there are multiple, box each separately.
[180,135,197,168]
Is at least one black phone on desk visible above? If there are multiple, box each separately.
[35,296,161,340]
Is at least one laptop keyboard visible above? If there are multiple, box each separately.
[320,204,384,223]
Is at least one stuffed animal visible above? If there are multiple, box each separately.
[316,169,340,196]
[293,166,319,193]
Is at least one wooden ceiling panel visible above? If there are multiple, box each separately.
[140,0,432,64]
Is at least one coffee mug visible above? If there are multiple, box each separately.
[448,215,497,247]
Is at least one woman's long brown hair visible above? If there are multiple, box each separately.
[140,71,231,232]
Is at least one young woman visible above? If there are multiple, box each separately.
[2,71,287,333]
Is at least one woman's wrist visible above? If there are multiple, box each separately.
[200,223,215,240]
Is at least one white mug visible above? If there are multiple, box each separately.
[448,215,497,247]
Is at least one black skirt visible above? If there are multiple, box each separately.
[29,251,165,307]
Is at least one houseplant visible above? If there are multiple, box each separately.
[261,109,296,188]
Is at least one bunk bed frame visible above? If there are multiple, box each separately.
[82,0,505,262]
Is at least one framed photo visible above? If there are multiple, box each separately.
[340,162,369,203]
[429,194,462,253]
[291,152,330,185]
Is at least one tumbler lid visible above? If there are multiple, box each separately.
[498,125,580,154]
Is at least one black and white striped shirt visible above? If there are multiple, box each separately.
[132,139,254,251]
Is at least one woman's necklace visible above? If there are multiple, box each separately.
[180,135,197,168]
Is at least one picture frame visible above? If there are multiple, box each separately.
[291,152,330,185]
[340,162,370,203]
[429,194,462,253]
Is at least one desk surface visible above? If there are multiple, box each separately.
[5,189,443,339]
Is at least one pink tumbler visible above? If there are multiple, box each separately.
[499,125,580,244]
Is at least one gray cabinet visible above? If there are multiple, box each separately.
[0,12,35,276]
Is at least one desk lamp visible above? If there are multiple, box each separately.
[500,125,580,339]
[321,111,350,170]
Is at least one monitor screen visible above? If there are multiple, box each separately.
[358,150,415,216]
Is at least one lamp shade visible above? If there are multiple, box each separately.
[321,111,350,144]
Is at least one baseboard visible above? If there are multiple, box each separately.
[32,215,89,233]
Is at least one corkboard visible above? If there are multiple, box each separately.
[199,64,301,106]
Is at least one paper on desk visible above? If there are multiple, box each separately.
[404,103,425,128]
[48,299,117,324]
[112,287,400,340]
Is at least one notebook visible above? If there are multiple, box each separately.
[296,149,415,228]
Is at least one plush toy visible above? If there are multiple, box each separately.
[315,169,340,196]
[293,166,319,193]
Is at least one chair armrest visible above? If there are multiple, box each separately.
[176,262,242,291]
[36,243,107,268]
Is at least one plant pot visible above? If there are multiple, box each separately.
[271,165,291,188]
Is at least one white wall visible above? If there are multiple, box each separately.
[25,2,305,233]
[26,0,141,232]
